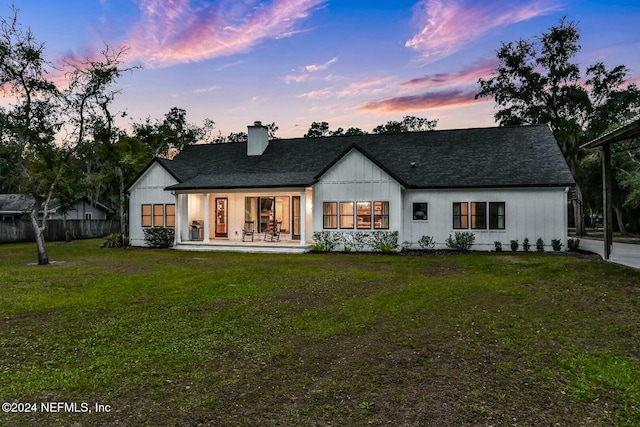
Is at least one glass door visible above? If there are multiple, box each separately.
[215,198,228,237]
[292,196,300,240]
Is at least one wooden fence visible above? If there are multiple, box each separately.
[0,220,121,244]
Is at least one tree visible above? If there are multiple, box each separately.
[210,122,279,144]
[132,107,206,156]
[304,121,330,138]
[476,18,640,235]
[344,127,366,136]
[0,6,135,264]
[304,122,367,138]
[372,116,438,134]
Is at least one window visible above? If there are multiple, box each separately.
[245,196,292,233]
[153,204,165,227]
[356,201,371,229]
[374,201,389,229]
[412,202,428,220]
[165,204,176,227]
[141,204,152,227]
[489,202,506,229]
[340,202,354,229]
[453,202,469,229]
[323,202,338,229]
[471,202,487,229]
[85,212,93,220]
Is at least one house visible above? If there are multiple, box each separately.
[126,122,575,252]
[0,194,113,221]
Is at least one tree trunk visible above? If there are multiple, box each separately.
[63,214,70,242]
[613,204,627,235]
[119,173,126,237]
[30,205,49,266]
[572,184,586,237]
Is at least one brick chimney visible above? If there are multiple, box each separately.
[247,121,269,156]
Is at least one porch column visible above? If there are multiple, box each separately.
[300,191,306,245]
[203,193,210,243]
[178,193,189,244]
[174,192,181,245]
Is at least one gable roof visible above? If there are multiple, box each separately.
[0,194,113,215]
[143,124,574,191]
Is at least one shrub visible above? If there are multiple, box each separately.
[143,227,175,248]
[551,239,563,251]
[510,239,519,252]
[312,231,343,252]
[445,232,475,251]
[101,233,130,248]
[536,238,545,253]
[342,231,370,252]
[523,238,531,252]
[370,231,399,253]
[494,241,502,252]
[418,235,435,250]
[568,238,580,251]
[310,242,325,252]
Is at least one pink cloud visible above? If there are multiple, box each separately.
[296,76,392,99]
[337,77,392,97]
[285,74,311,84]
[304,57,338,72]
[297,87,334,99]
[124,0,326,67]
[406,0,563,60]
[400,57,499,88]
[359,88,488,113]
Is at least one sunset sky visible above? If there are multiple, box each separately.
[9,0,640,138]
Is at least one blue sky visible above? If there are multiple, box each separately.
[8,0,640,138]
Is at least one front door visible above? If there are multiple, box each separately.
[215,198,228,237]
[292,196,300,240]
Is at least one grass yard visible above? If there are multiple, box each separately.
[1,240,639,426]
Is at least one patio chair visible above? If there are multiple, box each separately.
[242,221,255,242]
[264,220,282,242]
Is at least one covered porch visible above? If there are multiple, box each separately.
[172,187,313,252]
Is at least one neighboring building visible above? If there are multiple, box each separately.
[126,122,575,252]
[0,195,112,221]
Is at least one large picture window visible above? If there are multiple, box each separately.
[340,202,354,229]
[489,202,506,229]
[323,202,338,229]
[471,202,487,229]
[453,202,468,229]
[141,204,152,227]
[246,196,290,233]
[324,200,390,230]
[143,204,176,228]
[374,201,389,229]
[356,201,371,229]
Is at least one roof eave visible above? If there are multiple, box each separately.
[165,182,315,191]
[581,118,640,149]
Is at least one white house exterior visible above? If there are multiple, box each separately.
[126,123,575,252]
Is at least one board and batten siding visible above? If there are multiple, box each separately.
[402,187,569,250]
[128,162,178,246]
[313,149,403,240]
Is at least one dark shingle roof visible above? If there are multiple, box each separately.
[157,124,574,190]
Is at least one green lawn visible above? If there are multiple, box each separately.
[1,240,639,426]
